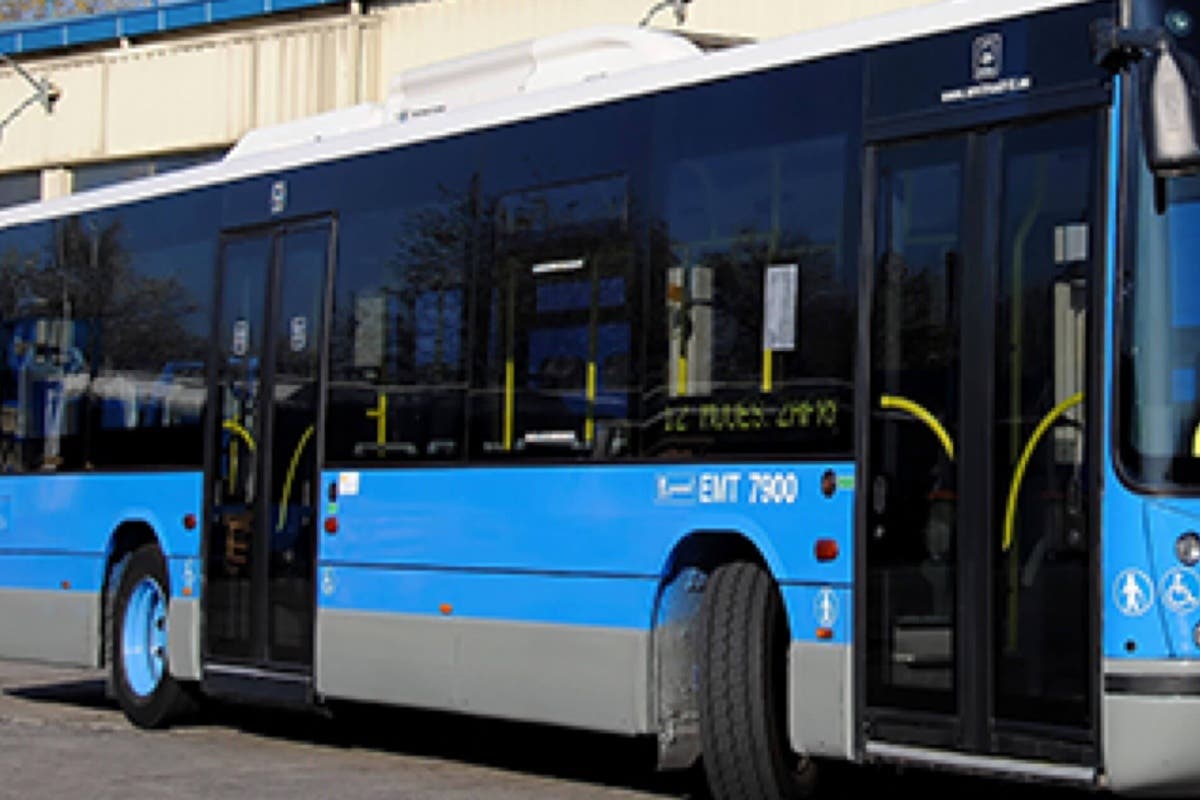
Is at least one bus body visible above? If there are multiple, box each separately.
[0,0,1196,796]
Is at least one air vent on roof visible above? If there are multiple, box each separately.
[224,25,704,160]
[385,25,703,120]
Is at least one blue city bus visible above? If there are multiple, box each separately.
[0,0,1199,796]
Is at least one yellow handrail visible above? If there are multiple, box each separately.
[880,394,955,461]
[276,424,315,533]
[222,419,256,452]
[1002,392,1084,552]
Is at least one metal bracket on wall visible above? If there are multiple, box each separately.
[0,52,59,141]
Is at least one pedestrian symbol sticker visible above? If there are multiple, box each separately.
[1113,568,1154,617]
[813,587,838,628]
[1161,568,1200,614]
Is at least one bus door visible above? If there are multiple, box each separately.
[864,113,1100,762]
[203,220,332,691]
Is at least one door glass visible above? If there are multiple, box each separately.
[267,227,328,665]
[867,139,964,712]
[992,117,1094,728]
[206,236,270,662]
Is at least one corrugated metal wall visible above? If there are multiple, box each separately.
[0,0,931,189]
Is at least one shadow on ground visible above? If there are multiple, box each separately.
[5,677,1096,800]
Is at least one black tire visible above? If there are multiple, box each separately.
[111,545,194,729]
[699,561,816,800]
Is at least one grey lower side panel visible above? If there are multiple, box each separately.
[0,588,98,668]
[788,640,852,759]
[315,609,651,735]
[1103,691,1200,797]
[1103,659,1200,797]
[167,597,199,681]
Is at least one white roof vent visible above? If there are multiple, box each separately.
[386,25,703,120]
[224,26,703,160]
[225,102,387,159]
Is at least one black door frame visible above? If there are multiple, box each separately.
[200,215,335,683]
[856,112,1104,762]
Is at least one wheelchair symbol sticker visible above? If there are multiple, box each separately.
[1113,568,1154,617]
[1161,568,1200,614]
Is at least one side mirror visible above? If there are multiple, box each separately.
[1141,34,1200,176]
[1093,19,1200,177]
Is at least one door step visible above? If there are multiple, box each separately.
[202,663,313,709]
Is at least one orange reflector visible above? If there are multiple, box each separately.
[182,587,193,597]
[816,627,834,640]
[183,513,197,530]
[815,539,839,562]
[439,603,453,616]
[324,517,339,534]
[60,580,71,590]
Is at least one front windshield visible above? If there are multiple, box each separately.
[1120,1,1200,488]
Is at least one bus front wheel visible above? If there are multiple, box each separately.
[699,560,815,800]
[111,545,193,728]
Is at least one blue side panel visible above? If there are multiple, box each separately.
[318,463,855,639]
[1102,80,1157,659]
[167,553,203,600]
[0,552,107,591]
[0,471,203,595]
[323,567,658,629]
[1101,82,1196,659]
[781,584,850,644]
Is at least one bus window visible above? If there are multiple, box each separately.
[326,198,470,464]
[649,133,856,457]
[473,176,635,459]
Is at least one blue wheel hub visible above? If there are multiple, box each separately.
[121,576,167,698]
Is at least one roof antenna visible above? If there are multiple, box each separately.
[0,53,59,141]
[639,0,691,27]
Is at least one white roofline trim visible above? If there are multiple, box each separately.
[0,0,1098,229]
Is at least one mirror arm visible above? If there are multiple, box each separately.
[1091,18,1166,72]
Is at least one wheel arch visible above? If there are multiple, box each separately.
[650,529,791,772]
[100,520,165,670]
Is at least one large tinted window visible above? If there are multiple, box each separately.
[469,99,645,462]
[0,189,216,472]
[644,56,861,458]
[325,142,479,464]
[473,175,635,459]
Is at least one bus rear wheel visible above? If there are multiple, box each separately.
[698,560,815,800]
[111,545,193,728]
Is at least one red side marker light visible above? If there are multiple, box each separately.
[816,627,834,640]
[439,603,453,616]
[324,517,339,534]
[815,539,839,562]
[183,513,197,530]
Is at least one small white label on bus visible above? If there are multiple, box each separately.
[655,471,798,505]
[338,471,360,496]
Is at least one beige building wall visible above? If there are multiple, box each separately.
[0,0,933,192]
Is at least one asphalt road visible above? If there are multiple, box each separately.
[0,659,1094,800]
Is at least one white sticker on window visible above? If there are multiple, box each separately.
[290,316,308,352]
[763,264,798,351]
[232,319,249,356]
[1054,223,1089,264]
